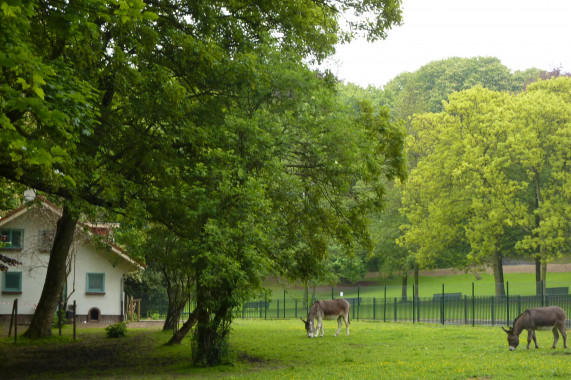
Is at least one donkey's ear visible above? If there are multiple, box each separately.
[300,318,307,324]
[501,327,510,334]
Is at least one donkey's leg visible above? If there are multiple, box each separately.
[334,316,342,337]
[531,330,539,349]
[345,314,350,335]
[551,326,559,349]
[318,318,324,337]
[526,330,534,349]
[561,324,567,348]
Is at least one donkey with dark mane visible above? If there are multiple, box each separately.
[301,299,350,338]
[502,306,567,351]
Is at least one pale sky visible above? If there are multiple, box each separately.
[325,0,571,87]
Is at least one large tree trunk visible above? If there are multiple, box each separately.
[414,265,419,298]
[540,258,547,294]
[401,274,408,301]
[162,272,193,331]
[23,203,78,338]
[163,295,188,332]
[191,265,233,366]
[165,309,197,345]
[491,247,505,297]
[535,256,542,295]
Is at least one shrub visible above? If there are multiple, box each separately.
[105,322,127,338]
[52,309,67,328]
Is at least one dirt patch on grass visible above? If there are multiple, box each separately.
[0,329,192,379]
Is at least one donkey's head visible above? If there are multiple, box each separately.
[301,318,316,338]
[502,327,519,351]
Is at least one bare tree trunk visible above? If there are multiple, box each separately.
[491,247,505,297]
[23,203,78,338]
[535,257,542,295]
[303,281,309,311]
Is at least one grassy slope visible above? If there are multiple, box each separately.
[269,271,571,300]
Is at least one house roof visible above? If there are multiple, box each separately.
[0,198,144,270]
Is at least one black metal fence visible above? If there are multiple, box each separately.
[134,281,571,328]
[242,293,571,328]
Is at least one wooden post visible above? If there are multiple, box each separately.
[58,299,62,336]
[14,298,17,344]
[73,300,76,341]
[9,299,18,344]
[135,299,141,321]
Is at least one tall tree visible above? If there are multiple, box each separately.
[1,0,404,346]
[399,80,571,296]
[510,77,571,291]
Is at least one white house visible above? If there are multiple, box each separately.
[0,199,143,325]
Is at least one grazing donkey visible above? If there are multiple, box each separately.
[301,299,350,338]
[502,306,567,351]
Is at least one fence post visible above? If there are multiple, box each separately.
[441,284,445,325]
[506,281,510,327]
[295,299,298,318]
[9,299,18,344]
[394,297,397,322]
[464,295,467,325]
[352,298,356,320]
[14,298,17,344]
[283,289,286,319]
[541,280,545,307]
[472,282,475,327]
[491,296,495,326]
[417,291,421,322]
[73,300,77,341]
[373,297,376,320]
[383,286,387,322]
[277,299,280,319]
[412,285,415,324]
[58,299,62,336]
[332,286,334,300]
[357,286,360,321]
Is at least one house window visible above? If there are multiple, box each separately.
[0,229,24,249]
[2,271,22,294]
[86,273,105,294]
[38,229,55,252]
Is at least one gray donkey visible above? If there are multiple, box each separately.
[301,299,350,338]
[502,306,567,351]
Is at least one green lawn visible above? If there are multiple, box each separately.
[229,319,570,379]
[2,320,569,379]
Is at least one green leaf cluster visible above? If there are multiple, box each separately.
[399,78,571,274]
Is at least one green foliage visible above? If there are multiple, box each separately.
[399,78,571,287]
[1,0,406,356]
[105,322,127,338]
[52,309,67,328]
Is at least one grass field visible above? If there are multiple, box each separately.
[266,271,571,301]
[1,319,569,379]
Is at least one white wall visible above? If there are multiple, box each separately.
[1,207,138,320]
